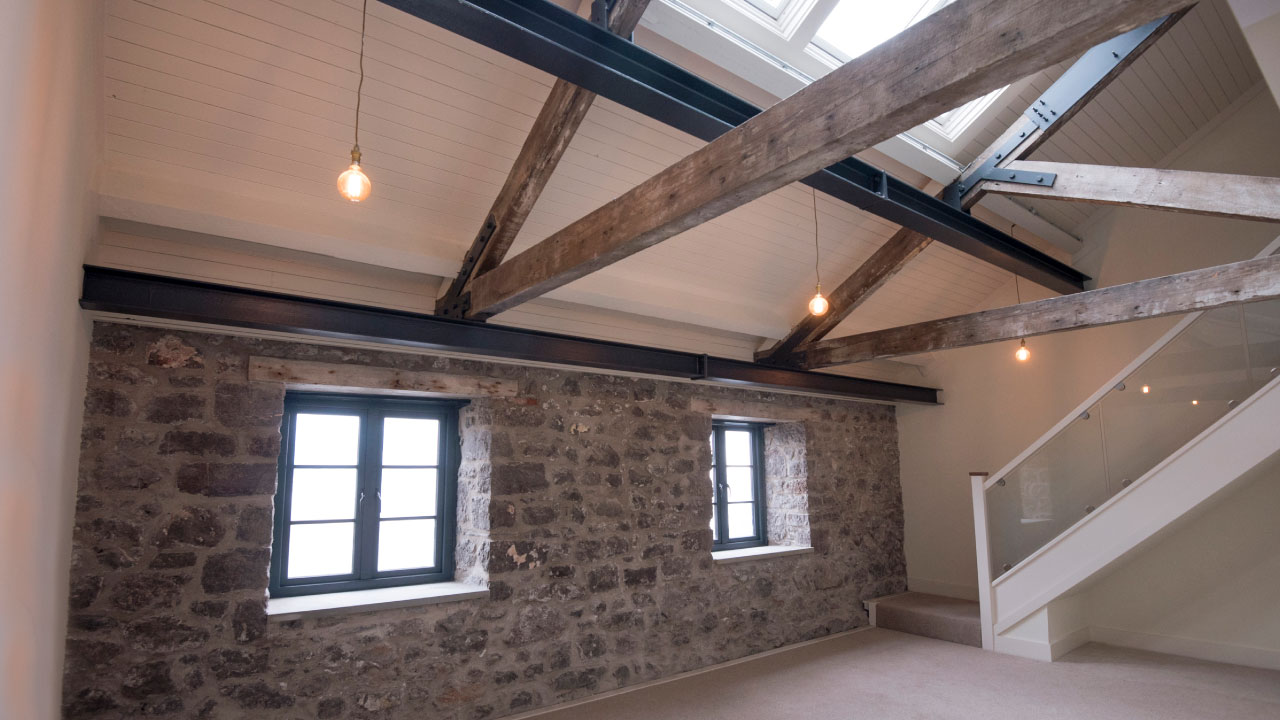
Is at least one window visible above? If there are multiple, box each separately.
[811,0,941,63]
[270,393,463,597]
[654,0,1009,149]
[709,421,768,550]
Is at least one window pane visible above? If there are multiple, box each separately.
[727,503,756,539]
[287,522,354,578]
[378,519,437,572]
[290,468,358,521]
[382,417,439,466]
[723,430,752,466]
[293,413,360,466]
[380,468,438,518]
[815,0,936,61]
[711,506,718,541]
[726,466,755,502]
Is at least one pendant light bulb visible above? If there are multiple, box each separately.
[1015,339,1030,363]
[339,0,372,202]
[338,147,372,203]
[809,285,829,317]
[805,188,829,317]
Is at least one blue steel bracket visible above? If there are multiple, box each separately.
[977,167,1057,188]
[944,15,1174,208]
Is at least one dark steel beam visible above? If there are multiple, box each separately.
[80,266,939,405]
[378,0,1088,295]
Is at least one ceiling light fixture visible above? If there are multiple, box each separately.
[1141,385,1150,394]
[338,0,372,203]
[808,188,829,317]
[1013,275,1029,362]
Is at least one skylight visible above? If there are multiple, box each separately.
[813,0,939,61]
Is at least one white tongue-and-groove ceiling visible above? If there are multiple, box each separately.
[99,0,1263,353]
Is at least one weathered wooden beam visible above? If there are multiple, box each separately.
[467,0,1193,318]
[754,11,1185,364]
[436,0,651,316]
[797,254,1280,368]
[983,161,1280,222]
[756,229,932,361]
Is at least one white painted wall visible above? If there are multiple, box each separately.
[0,1,100,718]
[1228,0,1280,106]
[897,87,1280,602]
[1083,452,1280,670]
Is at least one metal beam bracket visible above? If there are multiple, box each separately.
[437,214,498,318]
[976,167,1056,188]
[945,119,1040,205]
[943,15,1173,208]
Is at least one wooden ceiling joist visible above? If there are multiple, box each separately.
[384,0,1088,297]
[796,253,1280,368]
[435,0,651,317]
[982,162,1280,222]
[755,11,1186,364]
[463,0,1189,319]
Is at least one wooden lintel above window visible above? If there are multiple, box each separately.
[248,357,522,399]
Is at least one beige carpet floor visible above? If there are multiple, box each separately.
[528,628,1280,719]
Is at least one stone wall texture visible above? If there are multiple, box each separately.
[63,322,906,719]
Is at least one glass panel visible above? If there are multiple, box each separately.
[1245,298,1280,391]
[710,507,718,540]
[723,430,752,466]
[1101,306,1249,490]
[726,503,756,539]
[380,468,437,518]
[378,519,436,572]
[382,417,439,466]
[293,413,360,466]
[984,297,1280,579]
[985,405,1105,575]
[290,468,358,521]
[726,466,755,502]
[814,0,937,61]
[287,522,354,578]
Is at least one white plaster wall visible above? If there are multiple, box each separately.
[897,88,1280,602]
[1228,0,1280,106]
[0,1,101,717]
[1082,453,1280,670]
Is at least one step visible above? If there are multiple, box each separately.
[865,592,982,647]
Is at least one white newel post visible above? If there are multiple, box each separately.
[970,472,995,650]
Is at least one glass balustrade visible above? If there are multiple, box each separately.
[984,298,1280,578]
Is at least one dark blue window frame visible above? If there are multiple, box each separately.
[710,420,769,551]
[269,393,465,598]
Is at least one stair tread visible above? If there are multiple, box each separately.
[870,592,981,647]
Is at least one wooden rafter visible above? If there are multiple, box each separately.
[462,0,1188,319]
[755,11,1186,363]
[436,0,651,316]
[983,162,1280,222]
[796,254,1280,368]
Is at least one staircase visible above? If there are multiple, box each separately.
[968,240,1280,662]
[865,592,981,647]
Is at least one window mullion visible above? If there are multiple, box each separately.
[358,406,382,580]
[713,426,729,546]
[752,426,767,545]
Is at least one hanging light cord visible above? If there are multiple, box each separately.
[1014,273,1022,305]
[353,0,368,156]
[812,188,821,287]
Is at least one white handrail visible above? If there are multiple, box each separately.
[982,235,1280,492]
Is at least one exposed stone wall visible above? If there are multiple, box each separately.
[63,322,906,719]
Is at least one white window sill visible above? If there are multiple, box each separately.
[266,581,488,622]
[712,545,813,564]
